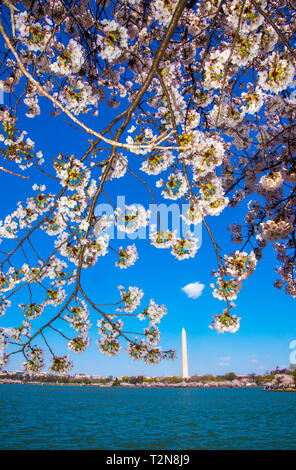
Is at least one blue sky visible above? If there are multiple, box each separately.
[1,95,296,378]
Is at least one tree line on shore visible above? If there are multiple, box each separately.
[1,368,295,387]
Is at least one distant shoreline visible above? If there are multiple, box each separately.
[2,382,296,392]
[0,380,259,388]
[1,370,295,390]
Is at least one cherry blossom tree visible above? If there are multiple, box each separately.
[0,0,295,373]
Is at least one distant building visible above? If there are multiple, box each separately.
[271,368,289,375]
[74,373,91,379]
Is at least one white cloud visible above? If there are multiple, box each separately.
[250,359,258,363]
[182,282,205,299]
[219,356,231,366]
[220,356,231,362]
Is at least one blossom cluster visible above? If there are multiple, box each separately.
[209,310,241,334]
[23,347,44,372]
[114,205,150,233]
[0,108,44,170]
[50,39,85,77]
[115,244,138,269]
[117,285,144,313]
[96,316,123,357]
[97,20,129,62]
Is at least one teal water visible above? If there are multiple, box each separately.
[0,384,296,450]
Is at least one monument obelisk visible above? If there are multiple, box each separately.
[181,328,189,379]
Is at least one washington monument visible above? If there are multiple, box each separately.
[181,328,189,379]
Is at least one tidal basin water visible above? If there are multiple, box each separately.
[1,384,296,450]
